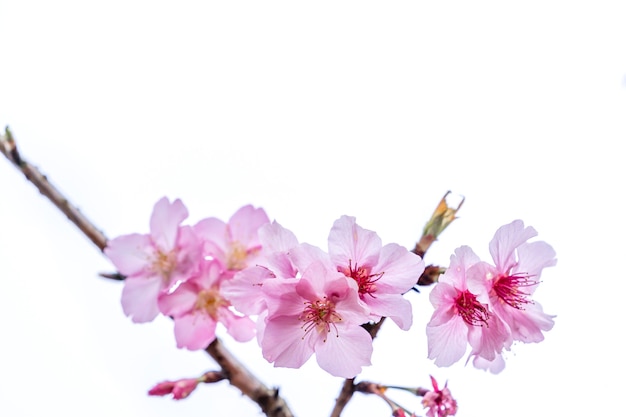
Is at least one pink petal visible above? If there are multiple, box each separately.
[426,315,469,367]
[365,293,413,330]
[315,324,373,378]
[290,243,334,273]
[194,217,228,253]
[428,282,459,326]
[439,245,481,288]
[221,266,275,315]
[220,311,256,342]
[258,221,299,253]
[150,197,189,251]
[104,233,153,276]
[173,313,217,350]
[495,301,555,343]
[465,262,496,305]
[228,205,270,246]
[467,314,510,361]
[471,353,506,374]
[489,220,537,272]
[374,243,425,293]
[262,315,314,368]
[262,278,304,317]
[328,215,381,268]
[296,261,343,301]
[157,281,198,317]
[515,241,557,280]
[194,259,225,289]
[121,276,163,323]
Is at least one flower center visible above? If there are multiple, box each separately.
[455,290,489,326]
[492,272,537,309]
[194,288,229,319]
[299,297,343,341]
[151,249,178,283]
[339,260,384,298]
[226,242,248,270]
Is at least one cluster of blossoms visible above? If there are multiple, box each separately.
[105,197,425,378]
[426,220,557,373]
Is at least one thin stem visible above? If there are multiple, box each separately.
[0,127,108,252]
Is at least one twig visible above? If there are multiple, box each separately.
[1,127,295,417]
[0,127,108,252]
[207,339,293,417]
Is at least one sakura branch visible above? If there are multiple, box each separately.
[0,127,109,252]
[0,128,295,417]
[3,126,558,417]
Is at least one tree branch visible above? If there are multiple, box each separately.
[0,127,108,252]
[1,127,295,417]
[207,339,293,417]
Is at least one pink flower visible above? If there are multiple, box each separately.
[148,378,200,400]
[422,376,458,417]
[472,220,557,343]
[158,259,255,350]
[104,197,203,323]
[194,205,269,274]
[220,221,300,316]
[426,246,510,367]
[260,258,373,378]
[327,216,425,330]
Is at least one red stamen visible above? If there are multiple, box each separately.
[299,297,342,341]
[339,260,384,298]
[455,290,489,326]
[492,272,537,309]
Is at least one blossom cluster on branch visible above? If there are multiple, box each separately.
[1,130,558,417]
[105,197,426,378]
[103,193,555,415]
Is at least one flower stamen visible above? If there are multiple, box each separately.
[492,272,538,309]
[299,297,343,341]
[455,290,489,326]
[339,260,384,298]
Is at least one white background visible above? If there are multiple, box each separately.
[1,1,625,416]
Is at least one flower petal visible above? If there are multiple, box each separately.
[173,313,217,350]
[150,197,189,251]
[104,233,153,276]
[121,276,163,323]
[328,215,381,268]
[315,324,373,378]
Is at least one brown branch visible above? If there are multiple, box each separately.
[0,127,108,252]
[1,127,295,417]
[207,339,293,417]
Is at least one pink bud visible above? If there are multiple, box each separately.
[148,378,200,400]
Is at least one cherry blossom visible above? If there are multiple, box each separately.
[194,205,269,275]
[158,259,255,350]
[220,221,300,316]
[474,219,557,344]
[328,215,425,330]
[104,197,203,323]
[422,375,458,417]
[426,246,509,367]
[260,259,373,378]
